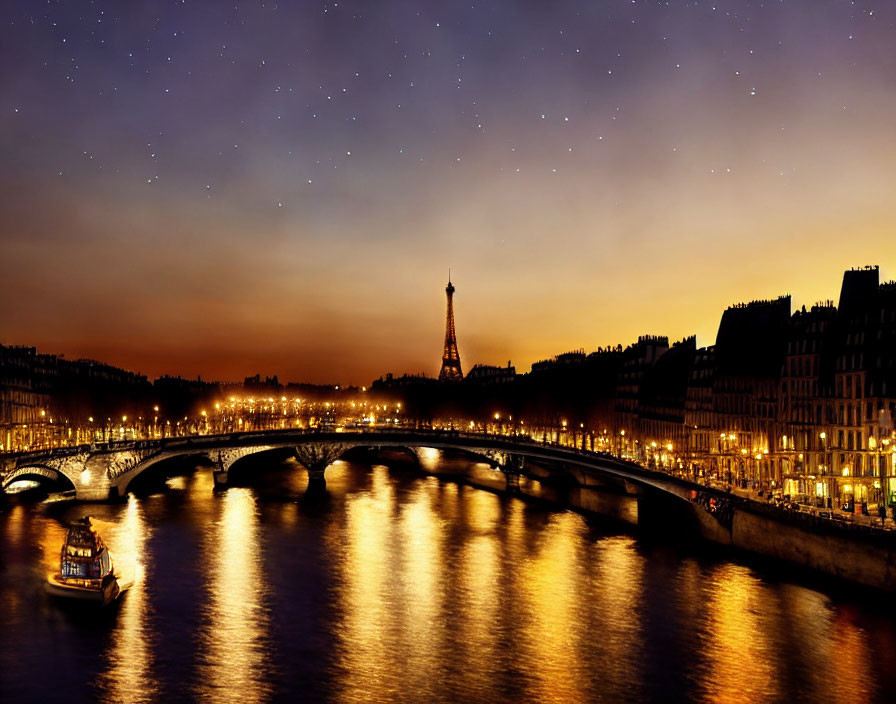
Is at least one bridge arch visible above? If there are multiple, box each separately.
[116,451,212,497]
[220,447,299,486]
[2,464,77,493]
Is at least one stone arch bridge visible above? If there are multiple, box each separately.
[1,428,736,538]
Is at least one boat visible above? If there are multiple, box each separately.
[46,517,128,605]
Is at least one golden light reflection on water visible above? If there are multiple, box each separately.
[435,479,460,522]
[829,607,876,701]
[197,488,271,703]
[97,495,155,704]
[0,506,29,618]
[6,504,26,546]
[37,509,68,578]
[416,447,441,473]
[335,465,399,703]
[456,490,502,698]
[771,584,836,703]
[398,478,445,697]
[519,512,590,704]
[164,475,188,491]
[588,536,646,700]
[701,565,779,704]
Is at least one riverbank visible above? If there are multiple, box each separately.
[426,457,896,591]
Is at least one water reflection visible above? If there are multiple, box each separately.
[335,465,398,703]
[520,512,590,703]
[701,565,779,703]
[829,606,876,701]
[456,490,501,700]
[97,494,155,703]
[196,488,271,703]
[588,537,646,701]
[416,447,441,473]
[36,507,69,579]
[771,584,836,703]
[2,461,896,704]
[398,478,445,699]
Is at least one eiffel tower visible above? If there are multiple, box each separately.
[438,273,463,381]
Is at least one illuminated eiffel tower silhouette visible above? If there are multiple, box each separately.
[438,272,463,381]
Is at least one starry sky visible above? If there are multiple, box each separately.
[2,1,895,384]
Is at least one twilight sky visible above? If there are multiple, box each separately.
[1,0,894,384]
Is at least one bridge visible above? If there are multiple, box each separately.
[7,427,894,589]
[0,428,736,537]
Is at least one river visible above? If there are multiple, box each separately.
[1,457,895,703]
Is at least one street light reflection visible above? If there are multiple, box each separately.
[336,466,398,702]
[702,565,777,703]
[197,488,271,703]
[521,512,590,704]
[98,495,154,703]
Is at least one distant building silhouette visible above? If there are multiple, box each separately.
[466,361,516,386]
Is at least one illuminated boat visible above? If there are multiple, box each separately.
[46,517,126,605]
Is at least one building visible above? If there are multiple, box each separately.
[776,302,837,503]
[637,336,696,469]
[711,296,791,488]
[0,344,151,452]
[0,346,50,451]
[825,267,896,511]
[465,362,517,386]
[684,345,716,474]
[614,336,668,457]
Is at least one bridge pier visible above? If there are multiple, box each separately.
[502,453,525,494]
[294,443,347,495]
[305,463,328,494]
[212,450,231,490]
[480,450,525,495]
[213,467,230,490]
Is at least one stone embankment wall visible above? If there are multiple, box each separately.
[728,506,896,590]
[532,470,896,591]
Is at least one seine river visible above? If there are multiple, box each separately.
[1,458,895,704]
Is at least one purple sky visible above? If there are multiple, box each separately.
[2,1,894,383]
